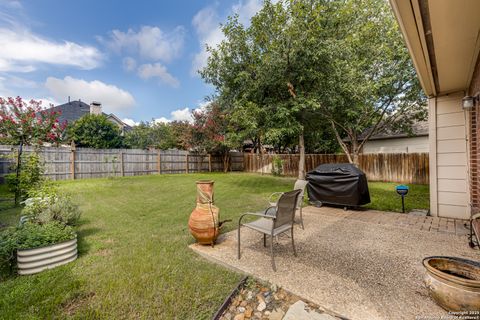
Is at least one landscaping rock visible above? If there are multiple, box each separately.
[233,313,245,320]
[257,301,266,312]
[218,278,340,320]
[256,293,265,303]
[269,308,285,320]
[244,307,253,318]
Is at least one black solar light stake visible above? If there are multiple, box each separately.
[396,185,409,213]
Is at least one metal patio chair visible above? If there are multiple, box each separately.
[268,179,308,229]
[237,189,302,271]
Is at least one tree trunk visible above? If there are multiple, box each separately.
[14,141,23,205]
[222,152,230,173]
[298,131,305,180]
[351,139,360,166]
[352,153,359,166]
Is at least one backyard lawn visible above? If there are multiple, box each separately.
[0,173,429,319]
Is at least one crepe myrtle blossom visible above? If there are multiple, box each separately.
[0,97,66,145]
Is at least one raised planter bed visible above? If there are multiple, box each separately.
[17,236,77,275]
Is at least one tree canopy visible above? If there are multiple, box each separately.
[201,0,425,170]
[68,114,124,149]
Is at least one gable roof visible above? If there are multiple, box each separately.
[49,100,90,124]
[47,101,131,129]
[359,120,428,141]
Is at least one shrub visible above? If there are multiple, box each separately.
[22,187,81,226]
[69,114,124,148]
[21,181,58,221]
[6,152,45,201]
[39,196,81,226]
[271,156,284,176]
[0,221,76,272]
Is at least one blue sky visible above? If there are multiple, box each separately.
[0,0,264,125]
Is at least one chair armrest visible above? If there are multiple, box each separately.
[267,192,284,203]
[471,213,480,220]
[238,212,275,226]
[264,206,277,217]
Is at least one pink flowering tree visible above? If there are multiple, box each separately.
[0,97,66,203]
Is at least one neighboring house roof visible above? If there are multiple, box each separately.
[359,120,429,141]
[47,101,131,130]
[48,100,90,124]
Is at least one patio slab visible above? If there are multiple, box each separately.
[190,206,479,320]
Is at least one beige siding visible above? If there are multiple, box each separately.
[430,93,470,219]
[362,136,429,154]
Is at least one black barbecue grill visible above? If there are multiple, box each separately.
[306,163,371,209]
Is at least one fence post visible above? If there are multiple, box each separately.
[260,153,264,175]
[208,154,212,172]
[157,150,161,174]
[186,154,189,174]
[120,152,124,177]
[70,141,76,180]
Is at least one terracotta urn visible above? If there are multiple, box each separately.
[188,180,220,245]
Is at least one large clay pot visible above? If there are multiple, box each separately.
[188,180,220,245]
[423,256,480,311]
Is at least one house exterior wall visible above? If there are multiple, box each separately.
[468,56,480,215]
[429,92,470,219]
[106,118,124,129]
[362,136,428,154]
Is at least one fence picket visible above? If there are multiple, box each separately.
[0,144,428,184]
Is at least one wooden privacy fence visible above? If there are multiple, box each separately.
[0,144,428,184]
[0,145,244,181]
[243,153,429,184]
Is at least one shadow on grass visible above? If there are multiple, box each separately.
[76,227,101,256]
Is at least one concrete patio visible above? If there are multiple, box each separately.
[191,206,479,320]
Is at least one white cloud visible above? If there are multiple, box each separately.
[171,107,192,121]
[103,26,185,63]
[152,107,194,124]
[0,28,103,72]
[34,97,59,109]
[1,1,22,9]
[191,0,264,75]
[6,75,37,88]
[137,63,180,88]
[45,76,135,112]
[0,76,56,106]
[232,0,263,25]
[122,118,139,126]
[122,57,137,72]
[153,117,171,124]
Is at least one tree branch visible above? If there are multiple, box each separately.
[330,120,353,163]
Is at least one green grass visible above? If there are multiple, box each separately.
[0,174,429,319]
[366,181,429,213]
[0,173,294,319]
[0,183,15,217]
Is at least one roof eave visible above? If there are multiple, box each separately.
[389,0,436,97]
